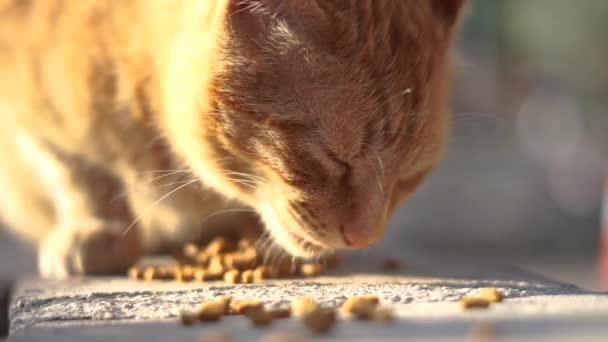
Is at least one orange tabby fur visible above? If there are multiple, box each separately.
[0,0,464,278]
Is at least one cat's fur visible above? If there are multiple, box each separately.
[0,0,465,278]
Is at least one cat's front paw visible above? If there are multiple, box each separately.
[38,219,142,279]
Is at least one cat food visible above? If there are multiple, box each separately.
[216,296,232,314]
[230,299,264,315]
[460,296,491,310]
[128,266,141,280]
[253,265,274,281]
[291,297,320,318]
[341,295,380,319]
[198,300,226,322]
[245,308,274,327]
[240,270,254,284]
[182,294,394,334]
[299,263,324,276]
[478,288,504,303]
[302,308,337,335]
[128,236,337,284]
[142,266,156,281]
[223,270,241,284]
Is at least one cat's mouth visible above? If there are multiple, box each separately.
[259,202,331,258]
[283,227,328,256]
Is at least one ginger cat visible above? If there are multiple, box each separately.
[0,0,465,278]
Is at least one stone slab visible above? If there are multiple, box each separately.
[8,254,608,341]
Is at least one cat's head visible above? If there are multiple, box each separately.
[164,0,465,257]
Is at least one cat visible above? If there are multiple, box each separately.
[0,0,465,278]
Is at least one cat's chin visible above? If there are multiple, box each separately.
[258,203,332,258]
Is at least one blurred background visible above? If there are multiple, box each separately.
[1,0,607,289]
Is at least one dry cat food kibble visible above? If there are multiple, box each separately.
[198,300,226,322]
[128,236,338,284]
[460,296,491,310]
[223,270,240,284]
[478,288,504,303]
[245,308,274,327]
[460,288,505,310]
[181,294,395,334]
[291,297,320,318]
[299,263,324,276]
[230,299,264,315]
[341,295,381,319]
[302,308,337,335]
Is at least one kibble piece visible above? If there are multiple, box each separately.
[205,237,236,255]
[177,266,195,282]
[246,308,273,327]
[240,270,254,284]
[230,299,264,315]
[224,270,241,284]
[153,267,175,280]
[198,301,226,322]
[180,311,199,326]
[142,267,157,281]
[253,266,273,281]
[208,295,232,314]
[224,249,258,271]
[460,296,491,310]
[268,308,291,320]
[204,258,226,280]
[478,288,504,303]
[194,267,207,281]
[237,238,254,250]
[382,258,402,271]
[372,308,395,322]
[291,297,320,318]
[183,243,200,259]
[299,263,324,277]
[341,295,380,319]
[128,266,141,280]
[303,308,336,335]
[195,252,209,265]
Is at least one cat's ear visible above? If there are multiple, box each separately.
[432,0,467,25]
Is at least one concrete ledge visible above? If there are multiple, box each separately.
[8,254,608,341]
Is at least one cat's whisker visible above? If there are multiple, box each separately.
[113,170,194,201]
[121,178,200,237]
[198,208,257,231]
[221,170,266,183]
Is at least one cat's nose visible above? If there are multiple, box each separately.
[339,220,384,248]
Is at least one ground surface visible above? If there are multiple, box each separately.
[6,254,608,341]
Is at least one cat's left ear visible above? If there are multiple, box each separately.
[432,0,467,25]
